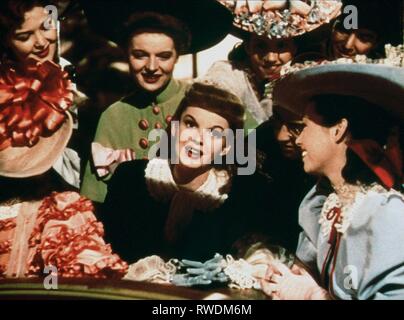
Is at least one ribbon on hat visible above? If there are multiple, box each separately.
[0,59,74,151]
[348,129,403,190]
[91,142,136,178]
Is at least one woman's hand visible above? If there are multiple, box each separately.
[261,261,329,300]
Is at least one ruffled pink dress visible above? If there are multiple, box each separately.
[0,191,127,279]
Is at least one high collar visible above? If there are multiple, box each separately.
[144,158,230,212]
[123,78,182,107]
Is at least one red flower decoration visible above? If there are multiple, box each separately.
[0,60,74,150]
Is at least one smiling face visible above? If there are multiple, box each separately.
[271,106,304,160]
[175,106,231,170]
[295,103,347,177]
[128,32,178,93]
[247,34,296,82]
[8,6,57,65]
[331,28,379,58]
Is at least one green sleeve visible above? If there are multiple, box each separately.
[244,110,258,135]
[80,107,123,203]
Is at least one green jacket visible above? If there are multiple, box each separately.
[81,79,188,203]
[81,79,258,203]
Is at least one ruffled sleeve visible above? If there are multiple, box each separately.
[28,192,127,278]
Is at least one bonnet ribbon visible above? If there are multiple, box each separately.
[348,129,403,190]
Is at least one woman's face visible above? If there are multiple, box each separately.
[271,108,304,160]
[8,6,57,64]
[128,32,178,93]
[295,104,340,176]
[175,106,230,170]
[247,34,296,82]
[332,28,379,58]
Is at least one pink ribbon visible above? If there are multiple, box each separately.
[91,142,136,178]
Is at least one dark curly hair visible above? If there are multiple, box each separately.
[311,94,402,190]
[123,12,191,55]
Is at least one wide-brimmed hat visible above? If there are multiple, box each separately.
[0,112,73,178]
[219,0,342,40]
[80,0,233,54]
[0,59,74,178]
[273,63,404,122]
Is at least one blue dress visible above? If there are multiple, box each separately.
[296,181,404,300]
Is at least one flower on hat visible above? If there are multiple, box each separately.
[219,0,342,39]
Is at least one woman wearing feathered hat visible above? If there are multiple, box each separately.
[202,0,343,124]
[80,0,233,204]
[260,58,404,299]
[0,0,83,189]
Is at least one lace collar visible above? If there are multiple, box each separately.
[145,158,230,212]
[319,183,404,237]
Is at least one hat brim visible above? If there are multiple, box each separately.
[230,17,336,44]
[273,64,404,122]
[80,0,233,54]
[0,113,73,178]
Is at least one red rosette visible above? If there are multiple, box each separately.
[0,60,74,151]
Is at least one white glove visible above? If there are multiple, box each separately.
[261,262,329,300]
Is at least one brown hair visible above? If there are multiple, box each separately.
[162,83,246,176]
[173,82,245,131]
[0,0,54,61]
[123,12,191,55]
[311,94,402,190]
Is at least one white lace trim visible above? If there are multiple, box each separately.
[124,255,177,284]
[319,184,404,237]
[0,203,21,221]
[224,255,261,290]
[145,158,229,212]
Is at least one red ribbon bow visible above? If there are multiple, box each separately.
[348,130,403,189]
[0,60,74,150]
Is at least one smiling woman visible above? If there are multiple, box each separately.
[0,0,82,189]
[99,82,272,263]
[0,0,57,65]
[80,0,233,204]
[261,62,404,300]
[7,6,57,64]
[128,32,178,93]
[202,0,343,124]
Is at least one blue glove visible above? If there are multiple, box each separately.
[171,254,229,287]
